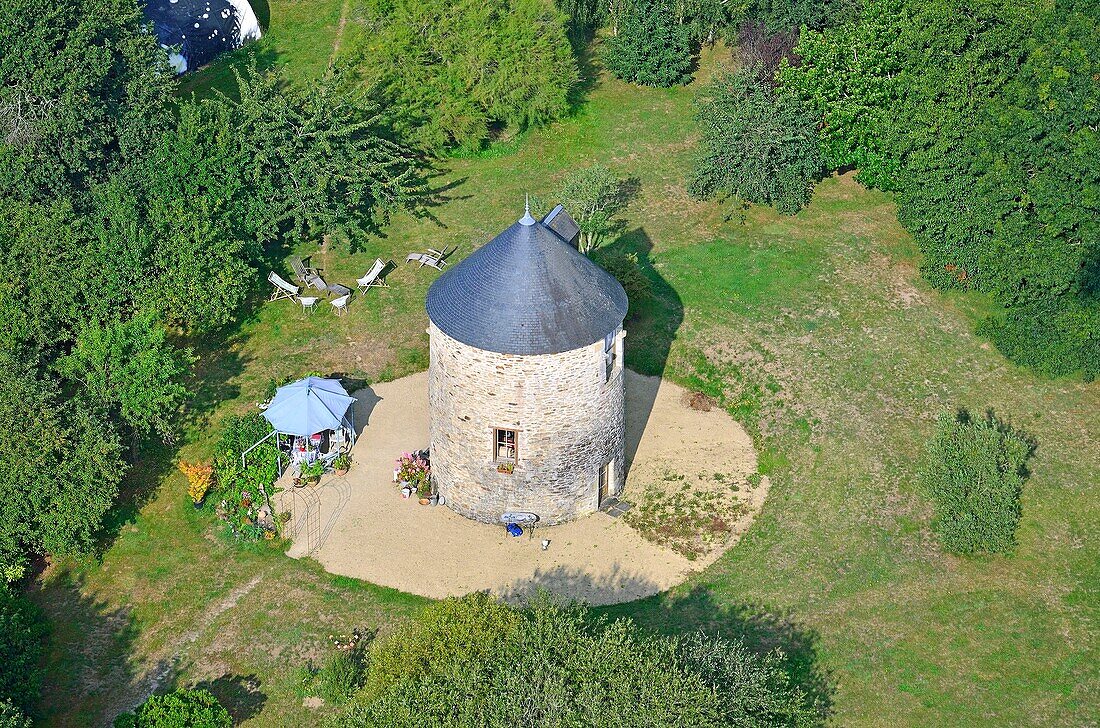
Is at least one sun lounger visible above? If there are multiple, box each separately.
[290,256,325,289]
[406,246,456,271]
[268,271,300,301]
[357,258,395,291]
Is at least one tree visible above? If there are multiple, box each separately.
[0,354,124,572]
[552,164,635,253]
[340,593,818,726]
[343,0,578,153]
[689,69,822,215]
[113,689,232,728]
[779,0,1100,377]
[921,411,1033,554]
[0,700,30,728]
[0,0,174,203]
[59,315,192,443]
[603,0,694,87]
[0,584,47,716]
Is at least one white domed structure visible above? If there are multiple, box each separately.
[426,203,628,525]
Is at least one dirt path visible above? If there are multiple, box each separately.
[328,0,353,66]
[101,572,267,726]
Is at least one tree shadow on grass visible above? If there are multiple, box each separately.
[30,571,147,726]
[601,586,836,723]
[190,673,267,724]
[500,562,662,606]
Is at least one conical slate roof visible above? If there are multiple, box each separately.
[426,208,628,355]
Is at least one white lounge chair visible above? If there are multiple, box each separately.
[331,294,350,316]
[357,258,394,291]
[268,271,299,301]
[297,295,320,314]
[405,246,456,271]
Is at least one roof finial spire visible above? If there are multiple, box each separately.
[519,193,536,226]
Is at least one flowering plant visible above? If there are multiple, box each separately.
[395,452,431,496]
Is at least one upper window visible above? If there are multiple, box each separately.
[603,331,617,383]
[494,428,517,462]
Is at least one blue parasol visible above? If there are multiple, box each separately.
[262,377,356,436]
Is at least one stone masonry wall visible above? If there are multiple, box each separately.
[428,322,625,525]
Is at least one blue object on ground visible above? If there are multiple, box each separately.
[506,523,523,537]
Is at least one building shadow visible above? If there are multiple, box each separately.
[599,227,684,475]
[190,673,267,724]
[600,586,835,723]
[500,562,661,606]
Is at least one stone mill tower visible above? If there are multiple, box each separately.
[425,202,629,525]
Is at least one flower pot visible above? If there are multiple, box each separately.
[307,476,321,487]
[335,468,349,477]
[241,497,252,508]
[293,478,305,488]
[401,487,412,499]
[418,497,430,505]
[429,494,439,506]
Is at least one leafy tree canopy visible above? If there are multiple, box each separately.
[114,688,232,728]
[340,593,819,726]
[344,0,578,153]
[603,0,695,87]
[779,0,1100,377]
[690,68,822,215]
[0,584,47,715]
[551,164,636,253]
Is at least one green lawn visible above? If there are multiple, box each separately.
[30,19,1099,728]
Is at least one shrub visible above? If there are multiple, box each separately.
[592,250,653,315]
[319,646,367,705]
[179,461,214,504]
[343,0,578,153]
[0,585,47,714]
[921,411,1033,555]
[977,300,1100,382]
[113,689,231,728]
[0,700,30,728]
[340,593,817,726]
[603,0,694,87]
[689,68,822,215]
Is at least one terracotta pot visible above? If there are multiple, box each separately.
[418,497,430,505]
[335,468,349,476]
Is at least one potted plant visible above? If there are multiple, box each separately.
[179,461,214,509]
[333,453,351,476]
[395,452,431,502]
[301,461,324,485]
[497,462,514,474]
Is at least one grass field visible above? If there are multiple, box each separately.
[30,5,1099,726]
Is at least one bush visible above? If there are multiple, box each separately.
[977,300,1100,382]
[921,411,1033,555]
[319,647,367,705]
[113,688,231,728]
[592,249,653,314]
[0,585,47,715]
[344,0,578,153]
[603,0,694,87]
[689,68,822,215]
[0,700,30,728]
[340,593,817,726]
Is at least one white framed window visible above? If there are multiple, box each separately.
[493,428,517,463]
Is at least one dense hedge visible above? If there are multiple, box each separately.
[340,593,819,726]
[0,585,47,717]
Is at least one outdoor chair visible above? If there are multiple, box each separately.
[406,246,456,271]
[297,295,320,315]
[331,294,351,316]
[268,271,300,301]
[290,256,325,290]
[357,258,395,291]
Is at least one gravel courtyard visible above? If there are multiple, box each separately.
[279,370,763,605]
